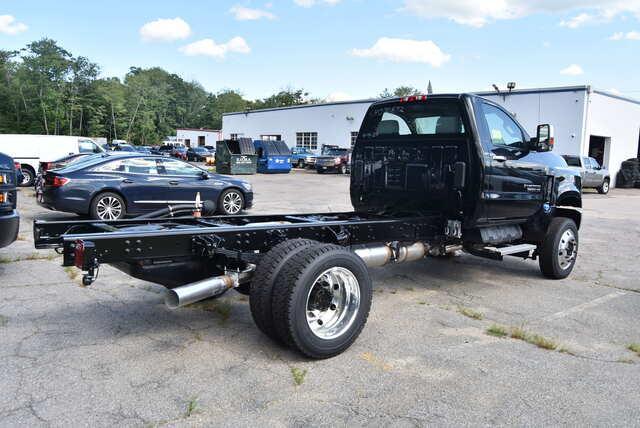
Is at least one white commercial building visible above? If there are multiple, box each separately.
[176,128,222,148]
[222,86,640,186]
[222,100,375,151]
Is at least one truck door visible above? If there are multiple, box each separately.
[478,101,548,221]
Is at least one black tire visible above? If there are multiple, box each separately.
[339,164,347,175]
[317,169,325,174]
[249,239,319,342]
[90,192,126,220]
[271,244,373,359]
[297,160,305,169]
[538,217,578,279]
[19,166,35,187]
[597,178,610,194]
[218,188,244,215]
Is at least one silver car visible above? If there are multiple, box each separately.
[562,155,610,194]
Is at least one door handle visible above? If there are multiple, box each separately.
[122,179,133,184]
[491,154,507,162]
[169,181,179,185]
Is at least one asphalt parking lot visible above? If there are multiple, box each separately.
[2,169,640,426]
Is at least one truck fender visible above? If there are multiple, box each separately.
[554,207,581,230]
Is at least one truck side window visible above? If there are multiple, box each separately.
[481,103,525,150]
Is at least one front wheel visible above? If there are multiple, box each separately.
[218,188,244,215]
[597,178,610,194]
[271,244,373,359]
[538,217,578,279]
[90,192,126,220]
[297,160,305,169]
[339,164,347,175]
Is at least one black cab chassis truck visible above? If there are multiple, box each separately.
[34,94,582,359]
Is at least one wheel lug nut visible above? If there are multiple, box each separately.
[330,304,336,311]
[317,320,323,325]
[333,284,339,290]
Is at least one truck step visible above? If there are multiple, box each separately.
[489,243,537,256]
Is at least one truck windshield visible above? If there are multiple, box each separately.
[360,100,465,139]
[562,155,581,167]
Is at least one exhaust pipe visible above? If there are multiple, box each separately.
[355,242,429,268]
[165,264,255,309]
[165,276,235,309]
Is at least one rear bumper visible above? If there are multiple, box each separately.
[0,210,19,248]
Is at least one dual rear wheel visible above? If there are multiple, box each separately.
[249,240,372,359]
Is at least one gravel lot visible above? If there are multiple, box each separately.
[1,169,640,426]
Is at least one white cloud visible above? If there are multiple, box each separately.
[401,0,640,27]
[609,30,640,40]
[351,37,450,67]
[230,5,276,20]
[560,64,584,75]
[0,15,27,35]
[140,17,191,42]
[180,37,250,59]
[325,92,353,102]
[559,12,595,28]
[294,0,341,7]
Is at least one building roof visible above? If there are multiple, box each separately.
[223,99,378,116]
[176,128,221,132]
[223,85,640,117]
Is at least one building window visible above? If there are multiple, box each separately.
[351,131,359,148]
[260,134,282,141]
[296,132,318,150]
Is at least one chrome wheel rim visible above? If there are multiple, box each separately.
[21,170,32,185]
[222,191,242,214]
[557,229,577,270]
[306,267,360,340]
[603,181,609,192]
[96,196,123,220]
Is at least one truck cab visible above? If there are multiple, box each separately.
[351,93,581,254]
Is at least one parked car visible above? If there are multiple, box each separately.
[135,146,152,154]
[112,143,137,152]
[290,147,317,168]
[187,146,210,162]
[37,153,253,219]
[0,152,19,248]
[562,155,610,194]
[35,153,92,191]
[0,134,104,187]
[315,147,351,174]
[171,146,188,160]
[151,145,173,157]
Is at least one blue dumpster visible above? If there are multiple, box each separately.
[254,140,292,174]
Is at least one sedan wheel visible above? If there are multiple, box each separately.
[91,192,126,220]
[219,189,244,215]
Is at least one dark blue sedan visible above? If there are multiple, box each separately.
[37,153,253,220]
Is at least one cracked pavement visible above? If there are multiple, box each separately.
[1,170,639,426]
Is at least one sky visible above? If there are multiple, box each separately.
[2,0,640,101]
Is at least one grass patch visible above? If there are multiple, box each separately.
[184,397,199,418]
[291,367,307,386]
[0,252,58,263]
[0,314,7,327]
[486,324,508,337]
[627,343,640,356]
[509,326,527,340]
[458,306,483,320]
[526,334,557,350]
[618,358,635,364]
[417,300,427,305]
